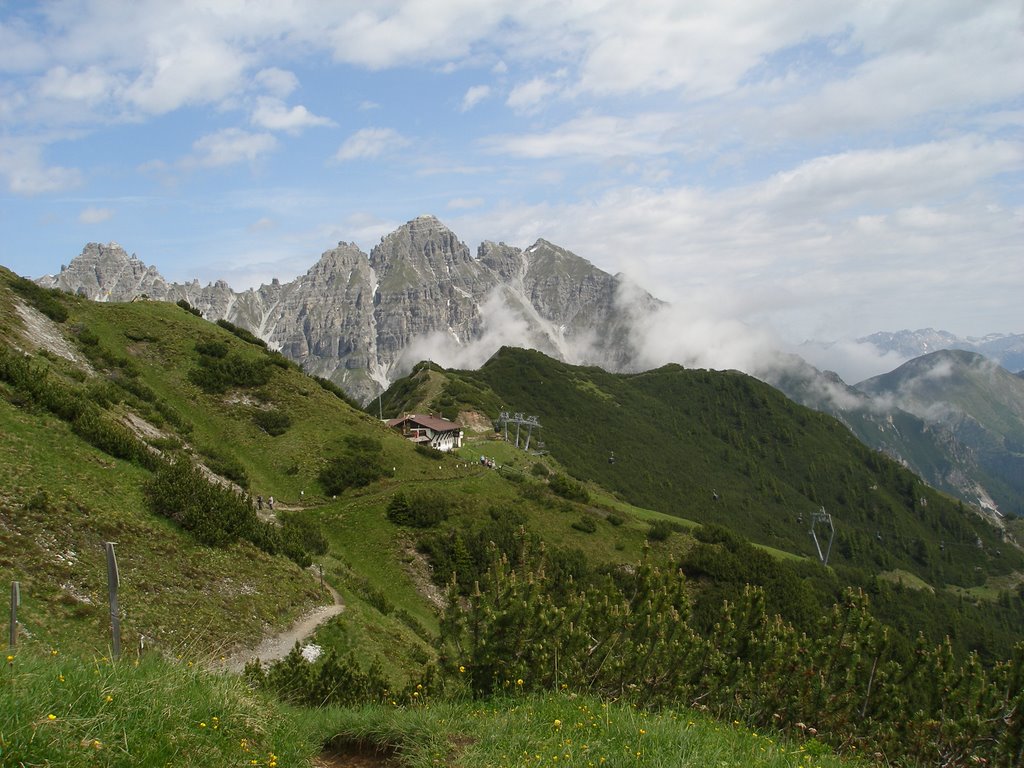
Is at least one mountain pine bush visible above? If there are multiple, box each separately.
[436,536,1024,767]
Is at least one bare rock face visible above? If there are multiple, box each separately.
[44,242,169,301]
[370,215,490,373]
[39,216,661,403]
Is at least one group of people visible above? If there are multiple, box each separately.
[256,494,274,511]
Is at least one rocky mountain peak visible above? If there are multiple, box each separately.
[39,215,661,403]
[368,216,492,322]
[43,242,165,301]
[370,215,472,273]
[478,241,524,282]
[306,242,370,282]
[523,238,603,281]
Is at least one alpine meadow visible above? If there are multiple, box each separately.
[1,266,1022,768]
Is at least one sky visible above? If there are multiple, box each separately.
[1,0,1022,375]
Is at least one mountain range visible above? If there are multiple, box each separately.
[857,329,1024,374]
[39,215,660,404]
[36,216,1024,519]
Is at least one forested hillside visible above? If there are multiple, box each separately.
[384,350,1020,583]
[381,350,1024,660]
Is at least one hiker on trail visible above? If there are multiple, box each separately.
[257,495,263,510]
[268,496,274,510]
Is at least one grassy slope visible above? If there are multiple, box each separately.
[0,273,378,656]
[0,271,695,672]
[382,347,1023,592]
[1,272,1018,766]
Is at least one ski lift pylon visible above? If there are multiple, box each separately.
[810,507,835,565]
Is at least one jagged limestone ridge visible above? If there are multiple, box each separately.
[38,216,661,403]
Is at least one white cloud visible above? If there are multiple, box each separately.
[0,139,81,195]
[255,67,299,98]
[38,65,117,103]
[447,197,484,209]
[505,77,559,112]
[186,128,277,168]
[248,216,276,232]
[324,1,509,69]
[251,96,334,133]
[123,35,248,115]
[796,339,910,385]
[483,113,682,159]
[461,84,490,111]
[0,17,49,73]
[79,206,114,224]
[568,1,843,98]
[334,127,409,161]
[456,134,1024,342]
[752,137,1024,215]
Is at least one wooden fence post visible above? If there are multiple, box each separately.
[8,581,19,650]
[105,542,121,660]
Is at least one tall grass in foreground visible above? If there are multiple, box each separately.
[2,647,861,768]
[320,695,859,768]
[0,647,318,767]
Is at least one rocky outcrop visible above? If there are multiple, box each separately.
[39,216,661,403]
[370,216,490,377]
[47,242,172,301]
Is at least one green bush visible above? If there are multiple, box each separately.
[145,459,257,547]
[200,448,249,488]
[189,352,272,394]
[313,375,362,409]
[318,436,386,495]
[251,645,391,708]
[176,298,203,317]
[10,276,68,322]
[71,408,159,470]
[252,408,292,436]
[216,318,268,348]
[570,515,597,533]
[279,510,329,558]
[387,490,450,528]
[549,473,589,503]
[414,443,445,461]
[146,459,324,566]
[194,340,228,358]
[646,519,675,542]
[74,324,100,346]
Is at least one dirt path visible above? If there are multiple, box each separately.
[219,580,344,673]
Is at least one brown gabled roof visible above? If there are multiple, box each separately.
[387,414,462,433]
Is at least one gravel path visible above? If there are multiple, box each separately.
[219,581,344,673]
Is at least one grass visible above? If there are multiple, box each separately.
[0,396,325,658]
[318,693,859,768]
[947,570,1024,601]
[878,569,935,592]
[1,648,861,768]
[0,647,320,768]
